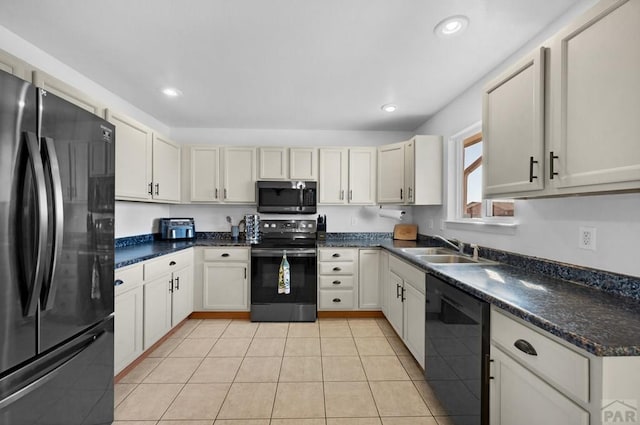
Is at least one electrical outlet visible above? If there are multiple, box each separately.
[579,226,596,251]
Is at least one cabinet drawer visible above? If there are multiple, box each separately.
[115,263,143,295]
[319,249,356,262]
[389,255,424,289]
[491,309,589,403]
[144,248,193,280]
[319,262,355,275]
[319,275,355,289]
[203,247,249,262]
[319,290,355,309]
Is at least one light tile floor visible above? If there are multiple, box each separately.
[113,318,451,425]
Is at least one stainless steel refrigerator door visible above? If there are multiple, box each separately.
[0,70,39,374]
[38,90,115,353]
[0,316,114,425]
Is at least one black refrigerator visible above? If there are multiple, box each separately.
[0,69,114,424]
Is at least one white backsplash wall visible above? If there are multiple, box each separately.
[169,204,412,233]
[411,0,638,278]
[115,201,171,238]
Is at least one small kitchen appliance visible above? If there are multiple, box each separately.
[159,218,195,240]
[256,180,317,214]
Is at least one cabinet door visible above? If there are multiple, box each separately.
[152,134,181,202]
[403,282,425,368]
[348,148,377,204]
[358,249,380,309]
[190,146,220,202]
[404,140,415,204]
[143,274,172,349]
[171,266,193,325]
[379,251,389,316]
[378,143,405,203]
[387,271,404,337]
[33,70,103,116]
[549,0,640,192]
[290,147,318,180]
[490,347,589,425]
[107,110,153,201]
[203,263,248,310]
[319,148,348,204]
[222,147,257,203]
[483,47,545,197]
[114,286,143,375]
[0,50,29,80]
[259,147,288,180]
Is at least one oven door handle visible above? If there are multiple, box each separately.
[251,248,317,258]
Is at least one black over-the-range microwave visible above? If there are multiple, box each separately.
[256,180,317,214]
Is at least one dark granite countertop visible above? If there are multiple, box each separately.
[116,236,640,356]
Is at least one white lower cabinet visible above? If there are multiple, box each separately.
[490,346,588,425]
[386,255,425,367]
[114,263,144,375]
[142,249,194,350]
[199,247,250,311]
[358,249,381,309]
[318,248,358,310]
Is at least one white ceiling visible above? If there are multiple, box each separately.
[0,0,581,131]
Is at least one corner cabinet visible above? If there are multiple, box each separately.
[358,249,381,309]
[483,0,640,199]
[378,136,442,205]
[107,110,181,202]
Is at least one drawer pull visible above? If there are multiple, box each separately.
[169,261,176,266]
[114,279,124,286]
[514,339,538,356]
[332,280,341,285]
[332,267,341,272]
[221,253,230,257]
[332,253,341,258]
[332,298,341,303]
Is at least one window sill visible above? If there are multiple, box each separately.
[445,219,518,235]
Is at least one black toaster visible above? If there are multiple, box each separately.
[159,218,196,240]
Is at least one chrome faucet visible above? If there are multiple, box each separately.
[434,235,465,254]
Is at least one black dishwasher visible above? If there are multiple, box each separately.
[425,274,490,425]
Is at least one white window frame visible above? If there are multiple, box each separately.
[445,121,518,233]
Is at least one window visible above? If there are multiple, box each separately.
[450,122,515,223]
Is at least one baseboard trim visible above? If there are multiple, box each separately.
[189,311,251,320]
[317,310,384,318]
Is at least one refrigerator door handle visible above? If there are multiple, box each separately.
[22,131,49,317]
[0,326,105,411]
[40,136,64,310]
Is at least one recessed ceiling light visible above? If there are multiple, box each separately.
[434,15,469,38]
[381,104,398,113]
[162,87,182,97]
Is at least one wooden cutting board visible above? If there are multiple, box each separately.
[393,224,418,240]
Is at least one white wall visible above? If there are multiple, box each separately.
[171,127,411,147]
[412,0,639,278]
[115,202,171,238]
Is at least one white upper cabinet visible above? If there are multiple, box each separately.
[348,148,377,204]
[548,0,640,194]
[188,146,220,202]
[108,110,153,201]
[0,49,30,81]
[319,147,376,205]
[222,146,257,203]
[289,147,318,180]
[483,0,640,198]
[319,148,348,204]
[33,70,104,116]
[483,47,545,197]
[258,147,288,180]
[151,134,181,202]
[379,136,442,205]
[378,142,405,203]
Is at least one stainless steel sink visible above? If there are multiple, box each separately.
[400,247,456,256]
[416,254,480,264]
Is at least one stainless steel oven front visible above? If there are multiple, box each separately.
[250,246,317,322]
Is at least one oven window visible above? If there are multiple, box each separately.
[251,255,317,304]
[258,188,300,207]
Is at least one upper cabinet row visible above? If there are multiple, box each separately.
[483,0,640,199]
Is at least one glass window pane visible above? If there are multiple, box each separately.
[464,141,482,168]
[465,165,483,218]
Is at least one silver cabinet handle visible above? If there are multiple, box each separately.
[175,276,180,290]
[514,339,538,356]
